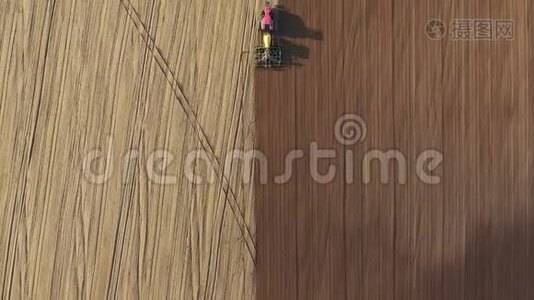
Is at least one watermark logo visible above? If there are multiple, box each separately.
[334,114,367,145]
[83,115,444,186]
[426,19,514,41]
[425,19,447,40]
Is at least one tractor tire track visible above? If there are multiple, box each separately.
[119,0,256,261]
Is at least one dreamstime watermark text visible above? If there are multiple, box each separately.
[83,114,444,186]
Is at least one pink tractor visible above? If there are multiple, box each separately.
[256,2,282,67]
[260,2,274,32]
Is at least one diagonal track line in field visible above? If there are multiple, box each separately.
[118,0,256,261]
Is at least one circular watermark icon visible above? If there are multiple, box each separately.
[334,114,367,145]
[425,19,446,40]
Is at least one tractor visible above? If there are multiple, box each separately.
[255,2,282,67]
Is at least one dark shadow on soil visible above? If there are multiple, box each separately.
[271,5,323,67]
[398,219,534,299]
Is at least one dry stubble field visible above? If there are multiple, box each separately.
[0,0,260,298]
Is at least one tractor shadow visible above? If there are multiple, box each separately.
[272,5,323,67]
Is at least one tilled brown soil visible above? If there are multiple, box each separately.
[256,0,534,299]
